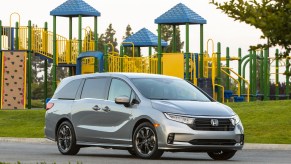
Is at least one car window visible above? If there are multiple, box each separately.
[81,78,108,99]
[131,78,211,101]
[108,79,132,101]
[53,79,82,100]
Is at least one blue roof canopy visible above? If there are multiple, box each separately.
[122,28,167,47]
[155,3,206,25]
[50,0,101,17]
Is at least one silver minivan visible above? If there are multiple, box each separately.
[45,73,244,160]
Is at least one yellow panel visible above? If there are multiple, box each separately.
[162,53,184,78]
[81,57,95,74]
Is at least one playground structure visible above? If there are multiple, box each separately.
[0,0,290,109]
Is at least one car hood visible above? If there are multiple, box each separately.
[151,100,235,116]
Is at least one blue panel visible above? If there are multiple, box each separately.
[122,28,167,47]
[155,3,206,25]
[50,0,101,17]
[76,51,104,75]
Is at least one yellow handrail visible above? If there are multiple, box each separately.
[221,69,241,96]
[222,67,250,102]
[122,42,135,57]
[214,84,225,103]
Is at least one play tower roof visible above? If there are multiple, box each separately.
[122,28,167,47]
[50,0,101,17]
[155,3,206,25]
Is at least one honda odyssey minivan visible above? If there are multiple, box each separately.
[45,72,244,160]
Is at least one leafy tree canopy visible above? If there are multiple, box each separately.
[210,0,291,57]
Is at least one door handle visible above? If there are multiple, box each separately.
[92,105,101,111]
[102,106,111,112]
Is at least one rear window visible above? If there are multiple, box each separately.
[53,79,82,100]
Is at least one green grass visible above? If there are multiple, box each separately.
[0,100,291,144]
[0,110,45,138]
[227,100,291,144]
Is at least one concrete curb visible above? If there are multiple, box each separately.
[1,137,291,150]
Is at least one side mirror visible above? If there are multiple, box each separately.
[115,96,130,106]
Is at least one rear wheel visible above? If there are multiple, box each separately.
[207,150,237,160]
[56,121,80,155]
[133,122,164,159]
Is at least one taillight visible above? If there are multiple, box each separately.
[46,102,54,110]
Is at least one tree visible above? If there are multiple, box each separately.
[210,0,291,57]
[104,23,119,53]
[168,26,184,53]
[155,25,184,53]
[122,24,134,56]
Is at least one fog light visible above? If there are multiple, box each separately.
[167,133,175,144]
[240,134,244,145]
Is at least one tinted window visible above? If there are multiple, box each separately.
[108,79,131,101]
[54,79,82,99]
[81,78,108,99]
[131,78,211,102]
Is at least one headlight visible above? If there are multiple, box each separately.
[164,113,195,124]
[230,114,241,125]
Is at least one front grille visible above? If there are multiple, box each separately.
[189,139,237,145]
[188,118,235,131]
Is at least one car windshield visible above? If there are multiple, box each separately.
[131,78,211,102]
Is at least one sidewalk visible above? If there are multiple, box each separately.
[1,137,291,150]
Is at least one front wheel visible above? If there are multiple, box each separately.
[207,150,237,160]
[133,122,164,159]
[56,121,80,155]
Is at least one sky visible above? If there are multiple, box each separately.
[0,0,286,82]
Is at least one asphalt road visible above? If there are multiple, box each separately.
[0,141,291,164]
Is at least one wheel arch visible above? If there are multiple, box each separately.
[55,118,73,141]
[132,118,154,139]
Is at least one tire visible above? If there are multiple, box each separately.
[132,122,164,159]
[127,148,136,156]
[56,121,80,155]
[207,150,237,160]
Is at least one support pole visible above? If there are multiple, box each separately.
[44,22,48,109]
[242,59,250,94]
[263,48,269,100]
[249,50,253,101]
[199,24,204,78]
[120,45,124,72]
[185,23,190,81]
[52,16,57,91]
[27,20,32,109]
[260,50,264,97]
[253,50,257,100]
[217,42,222,102]
[15,22,19,50]
[149,47,152,73]
[94,16,98,51]
[226,47,230,90]
[137,47,141,57]
[275,49,279,100]
[78,15,82,54]
[69,17,72,76]
[157,24,162,74]
[238,48,242,95]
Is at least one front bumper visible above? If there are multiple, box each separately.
[157,118,244,151]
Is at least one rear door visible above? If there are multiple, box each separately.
[71,77,110,143]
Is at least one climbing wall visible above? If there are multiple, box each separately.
[1,51,26,109]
